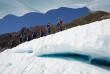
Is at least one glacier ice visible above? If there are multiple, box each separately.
[0,19,110,74]
[12,19,110,58]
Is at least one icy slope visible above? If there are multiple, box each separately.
[0,19,110,74]
[12,19,110,58]
[0,51,110,74]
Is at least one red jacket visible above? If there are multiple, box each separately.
[60,21,62,25]
[57,21,60,25]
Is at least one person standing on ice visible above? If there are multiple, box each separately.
[23,35,27,42]
[19,36,23,43]
[32,32,36,39]
[46,23,51,35]
[27,34,31,41]
[11,40,15,47]
[57,19,63,31]
[40,29,44,37]
[60,19,63,31]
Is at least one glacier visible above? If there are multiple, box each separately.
[0,19,110,74]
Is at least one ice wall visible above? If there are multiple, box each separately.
[12,19,110,58]
[0,19,110,74]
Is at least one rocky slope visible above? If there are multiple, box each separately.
[0,11,110,52]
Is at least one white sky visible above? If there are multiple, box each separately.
[0,0,110,19]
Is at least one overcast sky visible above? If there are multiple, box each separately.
[0,0,110,19]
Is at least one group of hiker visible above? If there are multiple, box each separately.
[10,19,63,47]
[20,32,36,43]
[11,32,37,47]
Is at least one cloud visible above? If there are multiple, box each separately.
[87,0,110,12]
[0,0,110,19]
[0,0,37,18]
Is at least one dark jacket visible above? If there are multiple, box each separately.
[19,38,22,43]
[11,41,14,46]
[23,37,27,42]
[40,31,44,37]
[32,33,36,39]
[27,35,31,41]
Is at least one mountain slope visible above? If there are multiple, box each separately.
[0,11,110,52]
[63,11,110,28]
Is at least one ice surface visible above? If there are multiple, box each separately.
[0,51,110,74]
[12,19,110,58]
[0,19,110,74]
